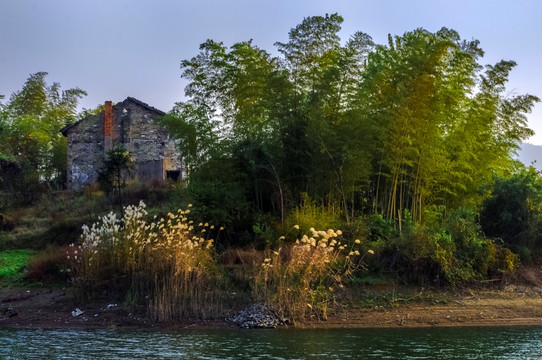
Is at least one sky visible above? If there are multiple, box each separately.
[1,0,542,143]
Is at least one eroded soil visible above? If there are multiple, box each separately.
[1,282,542,330]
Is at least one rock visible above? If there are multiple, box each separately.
[231,303,287,329]
[2,307,18,318]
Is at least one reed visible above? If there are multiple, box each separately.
[254,227,371,321]
[69,201,225,320]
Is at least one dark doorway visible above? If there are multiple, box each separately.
[166,170,181,181]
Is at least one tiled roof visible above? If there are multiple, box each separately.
[125,97,165,116]
[60,97,165,136]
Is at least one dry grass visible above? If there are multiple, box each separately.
[70,201,227,320]
[26,246,73,282]
[504,266,542,287]
[254,227,371,322]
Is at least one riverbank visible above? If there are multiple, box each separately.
[1,281,542,329]
[302,284,542,328]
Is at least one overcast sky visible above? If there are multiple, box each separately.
[1,0,541,143]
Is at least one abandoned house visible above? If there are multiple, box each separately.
[60,97,183,189]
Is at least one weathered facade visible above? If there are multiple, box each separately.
[61,97,182,189]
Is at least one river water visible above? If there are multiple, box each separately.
[2,326,542,359]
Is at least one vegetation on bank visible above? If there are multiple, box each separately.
[1,14,542,321]
[70,200,223,320]
[0,249,33,281]
[60,197,373,321]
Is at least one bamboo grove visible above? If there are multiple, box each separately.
[162,13,538,230]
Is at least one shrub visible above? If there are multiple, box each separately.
[252,212,280,248]
[97,146,134,196]
[186,178,251,247]
[0,213,15,231]
[253,227,371,321]
[480,169,542,263]
[219,247,264,294]
[367,214,396,243]
[389,207,519,285]
[285,194,342,238]
[26,246,73,282]
[69,200,225,320]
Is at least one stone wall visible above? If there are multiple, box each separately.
[63,97,183,189]
[65,112,104,189]
[120,99,183,182]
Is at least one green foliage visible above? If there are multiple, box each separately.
[163,14,377,226]
[380,207,518,285]
[0,72,86,199]
[170,13,538,231]
[252,212,280,248]
[161,14,541,283]
[361,28,538,222]
[160,102,224,174]
[481,168,542,263]
[285,194,342,237]
[367,214,397,243]
[182,155,252,247]
[0,249,32,279]
[97,146,135,196]
[436,208,496,283]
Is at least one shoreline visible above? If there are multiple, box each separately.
[1,285,542,330]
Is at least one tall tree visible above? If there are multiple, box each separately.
[359,28,538,224]
[168,14,538,233]
[273,14,375,217]
[0,72,86,193]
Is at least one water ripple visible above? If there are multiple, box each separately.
[0,326,541,359]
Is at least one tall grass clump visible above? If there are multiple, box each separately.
[69,200,225,320]
[254,226,371,322]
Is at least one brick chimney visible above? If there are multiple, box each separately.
[104,101,113,154]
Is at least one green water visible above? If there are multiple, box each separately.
[2,326,542,359]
